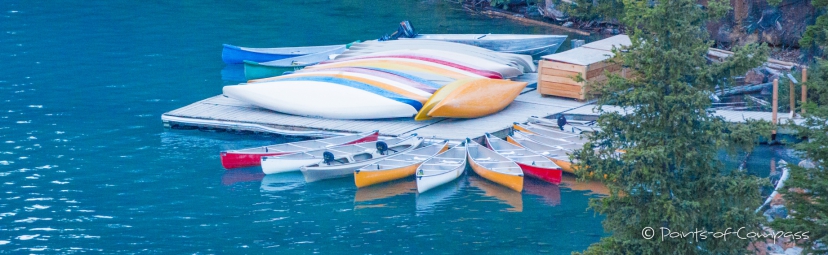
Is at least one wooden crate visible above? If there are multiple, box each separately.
[538,47,625,101]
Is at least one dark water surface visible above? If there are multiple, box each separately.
[0,0,793,253]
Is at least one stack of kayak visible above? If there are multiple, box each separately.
[219,122,592,194]
[222,40,532,120]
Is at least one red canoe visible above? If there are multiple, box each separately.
[220,130,379,169]
[483,133,562,184]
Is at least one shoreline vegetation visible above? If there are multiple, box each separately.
[446,0,826,254]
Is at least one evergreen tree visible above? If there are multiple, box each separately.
[770,0,828,250]
[572,0,770,253]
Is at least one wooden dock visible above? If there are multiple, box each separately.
[162,73,801,140]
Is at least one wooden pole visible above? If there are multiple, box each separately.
[802,67,808,115]
[772,78,778,136]
[790,77,796,116]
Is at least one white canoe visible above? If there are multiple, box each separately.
[416,144,467,193]
[327,49,524,78]
[222,79,419,120]
[343,40,536,72]
[261,135,410,174]
[403,34,567,56]
[300,136,424,182]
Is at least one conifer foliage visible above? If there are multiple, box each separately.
[572,0,769,253]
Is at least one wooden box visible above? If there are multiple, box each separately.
[538,47,624,101]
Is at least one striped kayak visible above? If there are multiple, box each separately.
[260,135,411,174]
[466,138,524,192]
[507,132,578,173]
[342,40,536,72]
[220,130,379,169]
[297,66,456,87]
[401,34,567,56]
[222,77,420,119]
[222,43,347,64]
[248,70,432,103]
[258,67,443,93]
[415,144,467,193]
[483,133,562,184]
[328,49,523,78]
[300,135,424,182]
[427,79,527,119]
[305,58,490,79]
[354,140,449,188]
[243,45,347,80]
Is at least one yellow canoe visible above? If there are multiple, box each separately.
[415,78,480,121]
[428,79,527,118]
[466,139,524,192]
[354,141,449,188]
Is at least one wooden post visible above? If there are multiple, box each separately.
[790,78,796,116]
[772,78,778,136]
[802,67,808,115]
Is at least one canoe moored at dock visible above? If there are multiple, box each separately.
[242,45,347,80]
[427,79,527,119]
[300,135,423,182]
[466,139,524,192]
[401,34,567,56]
[354,140,449,188]
[483,133,562,184]
[526,116,601,134]
[261,135,410,174]
[220,130,379,169]
[513,122,586,144]
[416,144,467,193]
[222,77,421,119]
[221,43,348,64]
[512,130,584,151]
[507,132,577,173]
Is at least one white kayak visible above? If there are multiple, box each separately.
[222,78,419,120]
[403,34,567,56]
[300,136,424,182]
[261,135,413,174]
[415,144,467,193]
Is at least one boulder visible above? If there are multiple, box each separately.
[745,68,767,84]
[784,247,803,255]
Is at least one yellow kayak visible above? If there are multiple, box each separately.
[415,78,481,121]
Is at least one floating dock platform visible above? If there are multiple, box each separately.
[162,73,799,140]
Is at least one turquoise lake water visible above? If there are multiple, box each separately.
[0,0,795,253]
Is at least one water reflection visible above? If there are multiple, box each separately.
[415,178,466,212]
[523,177,561,206]
[468,175,523,212]
[559,175,609,196]
[354,178,416,203]
[259,172,306,192]
[221,64,245,82]
[221,168,265,186]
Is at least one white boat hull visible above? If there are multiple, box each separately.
[222,80,418,119]
[416,166,464,193]
[261,157,321,174]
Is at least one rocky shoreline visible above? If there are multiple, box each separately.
[460,0,808,64]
